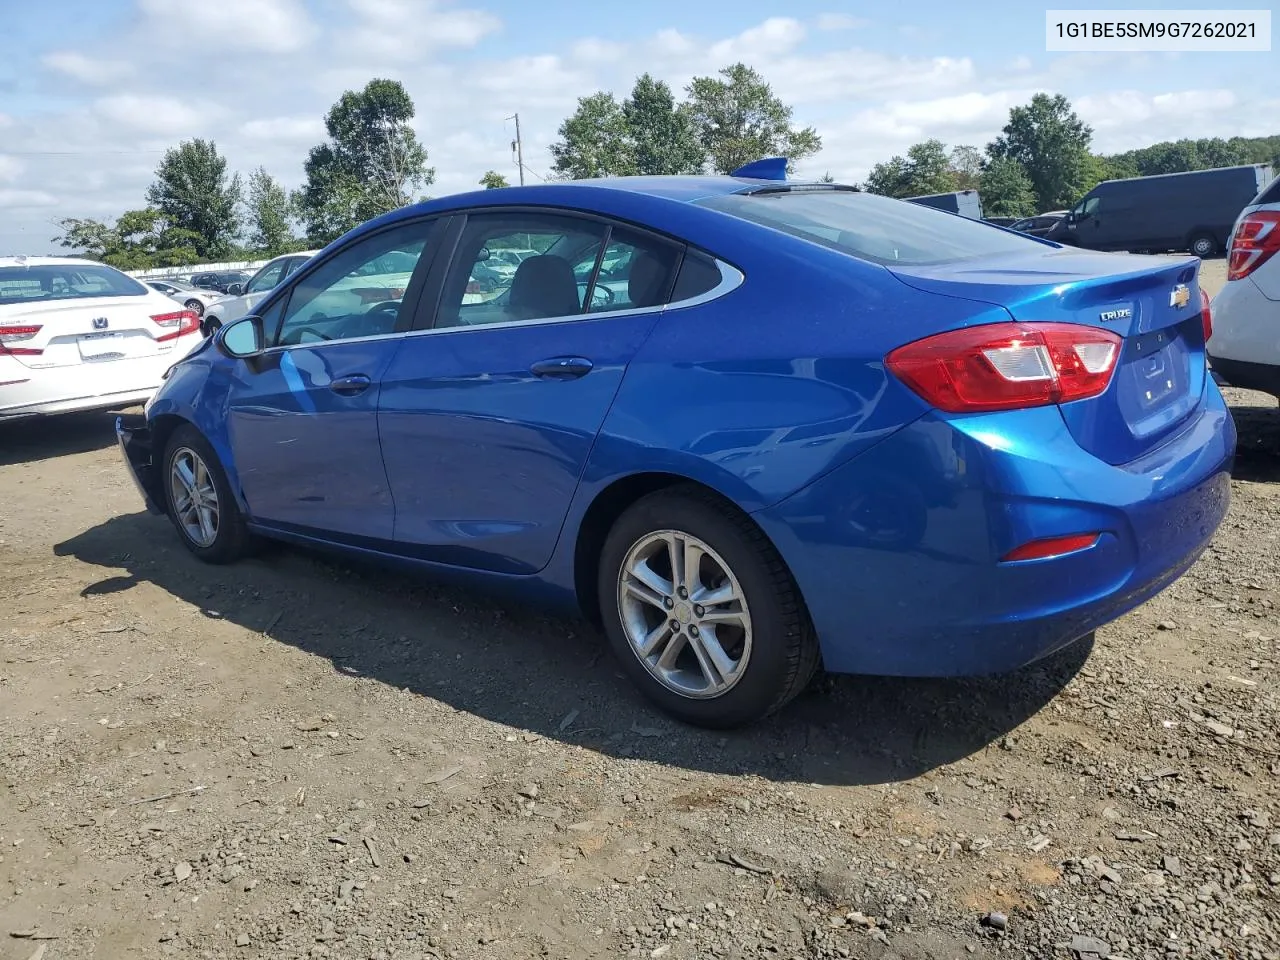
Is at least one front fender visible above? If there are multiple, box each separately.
[144,354,250,515]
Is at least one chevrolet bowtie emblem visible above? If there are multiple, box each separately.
[1169,284,1191,309]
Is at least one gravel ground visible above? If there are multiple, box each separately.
[2,259,1278,960]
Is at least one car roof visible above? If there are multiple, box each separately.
[0,255,110,269]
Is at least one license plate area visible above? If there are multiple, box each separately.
[78,331,131,362]
[1115,322,1195,436]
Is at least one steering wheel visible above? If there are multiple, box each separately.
[590,284,615,309]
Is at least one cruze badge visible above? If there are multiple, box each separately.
[1098,307,1132,322]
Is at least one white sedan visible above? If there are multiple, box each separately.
[145,278,223,316]
[1207,174,1280,399]
[0,256,202,421]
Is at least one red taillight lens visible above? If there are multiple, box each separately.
[1227,211,1280,281]
[885,322,1122,412]
[152,310,200,342]
[1199,288,1213,342]
[1002,533,1100,562]
[0,324,43,356]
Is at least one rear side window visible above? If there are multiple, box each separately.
[671,250,723,302]
[0,264,147,305]
[696,190,1042,266]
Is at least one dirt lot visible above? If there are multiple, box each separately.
[2,259,1279,960]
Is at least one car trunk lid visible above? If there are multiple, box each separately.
[0,296,185,369]
[889,249,1207,465]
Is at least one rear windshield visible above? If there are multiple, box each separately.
[0,264,147,306]
[695,189,1044,265]
[1255,173,1280,206]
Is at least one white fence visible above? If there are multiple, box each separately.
[125,259,271,281]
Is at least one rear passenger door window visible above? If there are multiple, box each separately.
[435,213,609,329]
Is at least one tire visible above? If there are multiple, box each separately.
[184,298,205,316]
[1189,232,1217,258]
[161,424,254,564]
[597,485,820,729]
[201,315,221,338]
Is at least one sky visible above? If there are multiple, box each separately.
[0,0,1275,255]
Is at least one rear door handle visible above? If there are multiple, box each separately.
[330,374,372,396]
[530,356,593,380]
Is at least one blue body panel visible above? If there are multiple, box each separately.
[752,385,1234,675]
[117,176,1237,681]
[379,313,661,574]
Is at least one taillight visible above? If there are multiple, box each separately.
[0,324,43,356]
[1227,211,1280,281]
[1199,288,1213,342]
[885,322,1122,413]
[152,310,200,342]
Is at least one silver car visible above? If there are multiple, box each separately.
[200,251,318,336]
[145,278,223,316]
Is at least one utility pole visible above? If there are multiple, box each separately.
[508,113,525,186]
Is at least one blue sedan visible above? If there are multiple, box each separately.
[116,159,1235,728]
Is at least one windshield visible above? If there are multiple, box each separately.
[0,264,147,306]
[163,279,198,291]
[695,189,1045,266]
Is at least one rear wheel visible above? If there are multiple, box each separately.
[1189,232,1218,258]
[597,486,820,728]
[162,425,254,564]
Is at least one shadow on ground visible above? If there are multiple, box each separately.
[56,508,1086,788]
[1228,396,1280,483]
[0,410,124,467]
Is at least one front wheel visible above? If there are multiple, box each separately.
[184,298,205,316]
[200,315,222,338]
[161,425,254,563]
[598,486,820,728]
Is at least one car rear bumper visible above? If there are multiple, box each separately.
[116,413,165,515]
[0,354,166,421]
[753,385,1236,677]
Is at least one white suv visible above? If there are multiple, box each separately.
[1208,174,1280,398]
[200,250,317,336]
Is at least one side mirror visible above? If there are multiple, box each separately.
[475,246,491,262]
[226,282,244,296]
[217,315,265,359]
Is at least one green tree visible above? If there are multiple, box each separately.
[864,139,956,197]
[549,92,637,179]
[145,138,241,259]
[296,78,434,246]
[622,73,705,175]
[244,167,299,256]
[987,93,1094,211]
[479,170,509,189]
[685,63,821,174]
[949,145,985,190]
[978,157,1036,217]
[56,208,201,270]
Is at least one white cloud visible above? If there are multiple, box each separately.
[345,0,501,59]
[42,51,134,85]
[239,116,325,143]
[0,189,59,209]
[137,0,318,53]
[93,95,212,136]
[0,156,22,183]
[815,13,868,31]
[708,18,807,62]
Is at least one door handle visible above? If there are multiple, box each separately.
[330,374,372,396]
[530,356,593,380]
